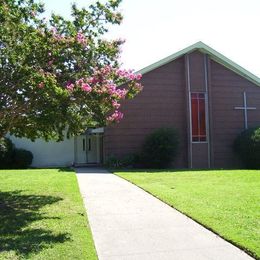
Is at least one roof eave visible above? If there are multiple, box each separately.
[137,41,260,87]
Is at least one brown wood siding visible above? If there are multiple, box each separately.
[104,57,188,168]
[192,143,208,168]
[189,51,207,92]
[104,50,260,169]
[210,60,260,168]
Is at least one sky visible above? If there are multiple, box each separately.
[42,0,260,77]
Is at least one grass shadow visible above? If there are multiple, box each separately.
[110,168,253,173]
[58,167,75,172]
[0,190,70,257]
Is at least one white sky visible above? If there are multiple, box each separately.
[43,0,260,77]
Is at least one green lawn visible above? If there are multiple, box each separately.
[115,169,260,259]
[0,169,97,260]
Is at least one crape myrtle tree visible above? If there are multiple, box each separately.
[0,0,143,141]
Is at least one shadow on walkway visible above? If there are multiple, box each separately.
[75,167,110,174]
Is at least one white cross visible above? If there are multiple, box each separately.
[234,92,256,129]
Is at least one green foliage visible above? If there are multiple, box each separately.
[105,153,140,168]
[141,128,179,168]
[120,153,140,168]
[233,127,260,169]
[0,137,14,167]
[13,149,33,169]
[104,155,122,168]
[0,0,142,141]
[0,137,33,169]
[105,129,180,169]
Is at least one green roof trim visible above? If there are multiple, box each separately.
[137,41,260,87]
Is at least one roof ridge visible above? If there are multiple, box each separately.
[137,42,260,87]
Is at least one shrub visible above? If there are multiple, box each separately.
[13,149,33,169]
[233,127,260,169]
[105,154,140,168]
[0,137,14,168]
[0,137,33,169]
[141,128,179,168]
[104,155,122,168]
[120,153,140,168]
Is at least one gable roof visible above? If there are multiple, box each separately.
[138,41,260,87]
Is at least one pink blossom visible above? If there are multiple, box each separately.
[107,84,117,95]
[128,74,135,80]
[31,11,36,17]
[107,110,124,123]
[51,28,66,41]
[81,83,92,92]
[135,73,142,80]
[76,32,87,46]
[115,69,142,81]
[87,77,98,84]
[134,83,143,91]
[48,52,52,57]
[75,78,84,86]
[101,65,112,75]
[87,77,94,84]
[90,77,99,84]
[66,83,74,91]
[115,88,128,99]
[38,82,44,88]
[116,69,127,77]
[112,100,120,109]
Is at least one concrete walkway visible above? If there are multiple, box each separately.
[76,168,253,260]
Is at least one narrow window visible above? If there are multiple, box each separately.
[88,138,91,151]
[191,93,207,142]
[83,138,85,151]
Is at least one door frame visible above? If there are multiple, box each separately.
[74,134,87,164]
[74,132,103,165]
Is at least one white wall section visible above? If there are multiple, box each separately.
[9,136,75,167]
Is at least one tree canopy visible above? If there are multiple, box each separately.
[0,0,143,141]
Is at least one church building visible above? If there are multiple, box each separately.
[10,42,260,168]
[103,42,260,168]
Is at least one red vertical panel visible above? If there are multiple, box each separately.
[191,97,199,141]
[199,98,206,141]
[191,93,206,142]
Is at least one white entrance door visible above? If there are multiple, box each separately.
[75,135,87,164]
[87,135,100,163]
